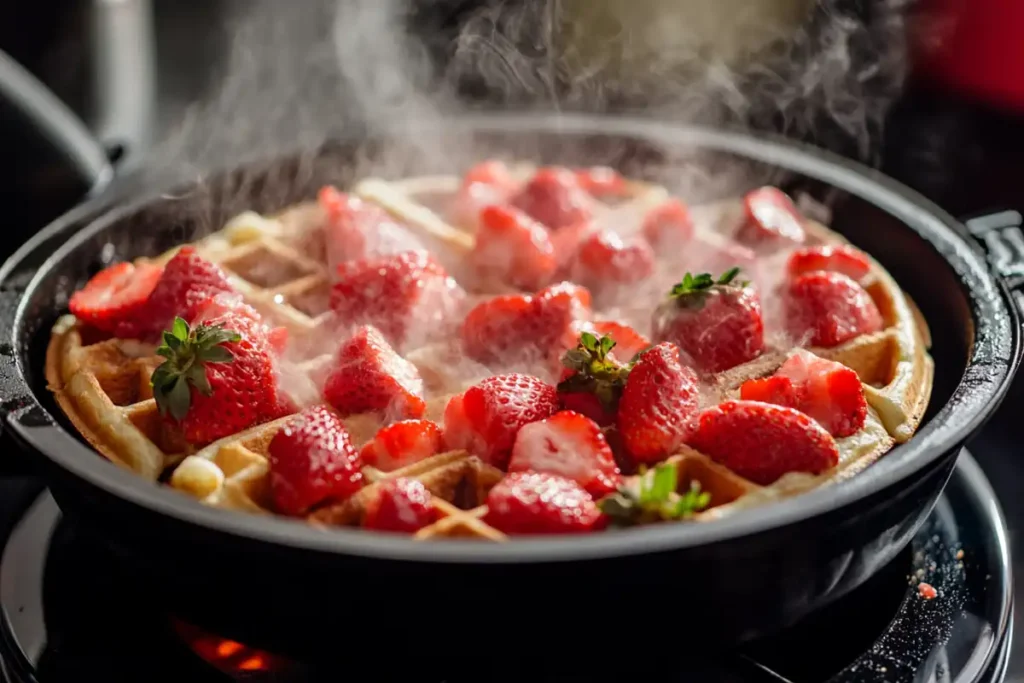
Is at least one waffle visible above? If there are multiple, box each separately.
[46,163,933,539]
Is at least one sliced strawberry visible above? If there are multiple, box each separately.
[567,230,655,297]
[267,404,364,516]
[642,199,695,248]
[442,373,559,469]
[787,244,872,281]
[740,349,867,437]
[318,186,422,270]
[737,186,806,246]
[785,271,883,347]
[472,205,557,290]
[617,342,701,464]
[508,410,622,497]
[363,478,437,533]
[359,419,445,472]
[330,250,464,351]
[461,282,591,372]
[484,471,604,535]
[652,268,764,373]
[69,261,163,333]
[511,167,592,230]
[592,321,650,362]
[115,247,234,340]
[686,400,839,485]
[574,166,628,198]
[322,326,426,420]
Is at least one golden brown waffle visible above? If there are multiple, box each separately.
[46,165,933,540]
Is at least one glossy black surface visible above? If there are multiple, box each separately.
[0,451,1010,682]
[0,115,1019,651]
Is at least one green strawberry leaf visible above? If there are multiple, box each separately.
[557,333,629,413]
[151,316,239,422]
[598,461,712,526]
[667,267,748,309]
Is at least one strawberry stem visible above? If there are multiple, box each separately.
[666,267,748,310]
[558,333,631,412]
[151,316,240,421]
[598,462,712,526]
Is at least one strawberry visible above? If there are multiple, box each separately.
[599,460,712,526]
[452,160,518,227]
[642,199,694,248]
[652,268,765,373]
[460,282,591,371]
[686,400,839,485]
[739,348,867,437]
[116,247,234,340]
[318,186,422,269]
[69,261,163,333]
[592,321,650,362]
[330,250,464,351]
[511,167,592,230]
[151,310,285,446]
[472,205,557,290]
[363,477,437,532]
[574,166,628,198]
[737,186,806,246]
[323,326,426,421]
[359,419,445,472]
[508,410,622,497]
[786,244,872,282]
[483,471,604,535]
[567,230,655,296]
[442,373,559,469]
[785,271,883,347]
[617,342,701,464]
[267,404,363,516]
[556,332,631,426]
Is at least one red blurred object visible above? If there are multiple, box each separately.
[171,619,290,677]
[913,0,1024,112]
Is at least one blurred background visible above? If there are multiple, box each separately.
[2,0,1024,679]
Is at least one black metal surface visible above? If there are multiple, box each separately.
[0,451,1009,682]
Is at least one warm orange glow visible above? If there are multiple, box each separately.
[171,618,282,674]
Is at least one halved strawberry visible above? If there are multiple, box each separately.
[737,186,806,246]
[617,342,701,464]
[642,199,694,248]
[442,373,559,469]
[511,167,592,230]
[460,282,592,372]
[363,478,437,532]
[115,247,234,340]
[567,230,655,297]
[652,268,765,373]
[472,205,557,290]
[267,404,363,516]
[786,244,872,282]
[318,186,422,269]
[508,410,622,497]
[686,400,839,485]
[359,419,445,472]
[330,250,464,351]
[785,271,883,347]
[69,261,163,333]
[322,326,426,421]
[740,349,867,437]
[484,471,605,535]
[592,321,650,362]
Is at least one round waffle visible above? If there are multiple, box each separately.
[46,164,933,540]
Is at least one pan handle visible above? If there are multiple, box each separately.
[963,210,1024,316]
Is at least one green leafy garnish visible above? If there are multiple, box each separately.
[557,332,632,412]
[151,316,240,421]
[598,461,712,526]
[667,267,748,309]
